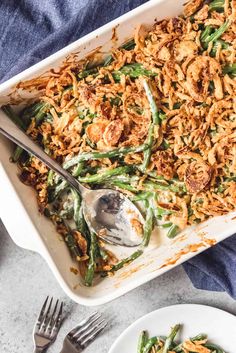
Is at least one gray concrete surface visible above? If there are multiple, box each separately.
[0,219,235,353]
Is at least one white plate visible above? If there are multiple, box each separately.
[109,304,236,353]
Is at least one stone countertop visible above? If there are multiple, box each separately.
[1,220,235,353]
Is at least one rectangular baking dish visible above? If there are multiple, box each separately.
[1,0,236,306]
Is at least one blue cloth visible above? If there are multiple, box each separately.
[0,0,236,298]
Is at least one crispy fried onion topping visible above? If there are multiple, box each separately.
[185,161,213,193]
[186,56,222,102]
[16,0,236,239]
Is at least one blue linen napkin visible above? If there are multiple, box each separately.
[0,0,235,299]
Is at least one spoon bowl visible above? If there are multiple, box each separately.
[82,188,144,247]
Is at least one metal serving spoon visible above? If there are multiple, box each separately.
[0,110,144,247]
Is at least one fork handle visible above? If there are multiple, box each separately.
[60,339,80,353]
[34,347,46,353]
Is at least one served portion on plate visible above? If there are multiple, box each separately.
[3,0,236,286]
[109,304,236,353]
[136,324,225,353]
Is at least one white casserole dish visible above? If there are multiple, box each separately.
[1,0,236,306]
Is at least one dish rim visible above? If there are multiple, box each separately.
[1,0,236,306]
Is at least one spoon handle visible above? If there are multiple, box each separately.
[0,110,87,195]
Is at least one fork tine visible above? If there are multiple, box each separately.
[68,312,99,337]
[46,299,58,334]
[36,296,49,326]
[40,297,53,330]
[72,313,101,338]
[79,320,107,348]
[51,301,63,333]
[76,319,106,342]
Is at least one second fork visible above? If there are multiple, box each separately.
[60,312,107,353]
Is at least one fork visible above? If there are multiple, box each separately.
[33,296,63,353]
[60,312,107,353]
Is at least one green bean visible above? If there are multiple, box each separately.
[2,105,26,130]
[103,56,113,67]
[142,337,158,353]
[113,173,140,185]
[44,208,83,256]
[141,80,160,172]
[122,39,135,51]
[112,63,156,82]
[155,207,172,216]
[201,26,214,43]
[104,39,135,66]
[86,137,96,149]
[207,20,230,42]
[226,176,236,182]
[70,189,82,224]
[11,146,24,162]
[204,343,225,353]
[211,39,229,56]
[48,162,85,199]
[107,174,140,184]
[209,0,224,11]
[151,194,172,223]
[78,67,99,81]
[147,177,169,186]
[20,102,45,123]
[201,21,230,45]
[173,102,181,109]
[191,334,208,342]
[136,166,166,181]
[78,166,132,184]
[163,324,180,353]
[159,112,167,121]
[48,179,68,202]
[77,206,88,235]
[65,233,83,258]
[142,203,154,247]
[161,222,173,229]
[102,250,143,275]
[70,188,88,234]
[63,143,149,169]
[59,203,74,219]
[34,103,49,126]
[62,85,73,93]
[132,192,153,202]
[19,101,49,127]
[143,80,160,125]
[153,207,172,222]
[85,232,97,286]
[109,181,138,192]
[73,162,85,177]
[167,224,180,239]
[161,139,170,150]
[223,63,236,76]
[144,180,180,193]
[98,247,109,261]
[110,96,122,107]
[47,170,55,186]
[172,344,184,353]
[137,331,148,353]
